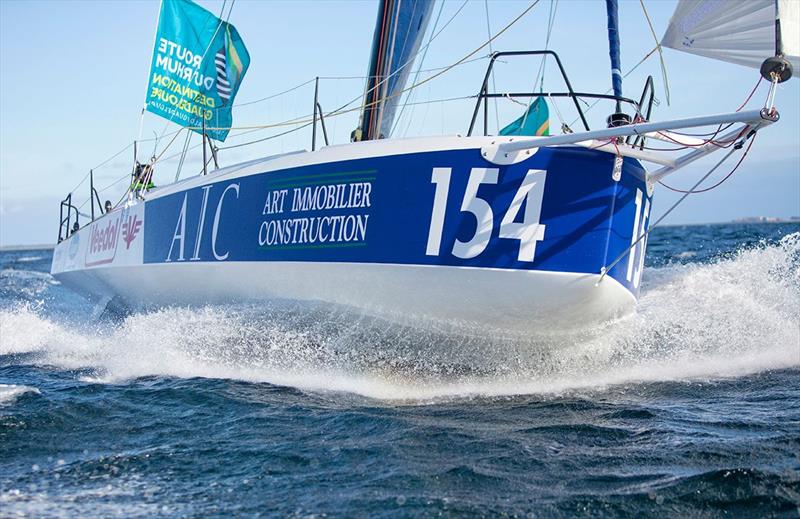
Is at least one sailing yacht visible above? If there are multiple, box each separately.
[51,0,797,335]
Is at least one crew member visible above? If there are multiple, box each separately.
[131,162,156,192]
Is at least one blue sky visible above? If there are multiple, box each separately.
[1,0,798,246]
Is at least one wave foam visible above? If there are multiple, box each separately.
[1,234,798,401]
[0,384,40,406]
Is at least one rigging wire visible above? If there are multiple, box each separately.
[66,142,135,196]
[76,0,539,193]
[483,0,500,133]
[567,45,658,127]
[356,0,474,135]
[174,130,193,182]
[92,141,135,171]
[216,95,474,152]
[217,121,313,150]
[152,0,231,150]
[533,0,558,92]
[660,77,762,140]
[638,0,670,105]
[330,0,473,133]
[391,0,447,136]
[521,0,558,130]
[319,55,487,80]
[191,0,542,134]
[140,0,475,166]
[659,133,757,194]
[627,76,763,152]
[232,78,317,108]
[569,0,669,128]
[224,0,236,23]
[599,132,755,282]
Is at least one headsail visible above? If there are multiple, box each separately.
[661,0,799,75]
[356,0,435,141]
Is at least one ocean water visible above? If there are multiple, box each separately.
[1,223,799,517]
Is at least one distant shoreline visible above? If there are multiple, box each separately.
[0,244,55,252]
[666,219,800,227]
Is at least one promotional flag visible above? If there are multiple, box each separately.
[145,0,250,141]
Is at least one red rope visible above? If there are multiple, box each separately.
[736,76,763,112]
[655,124,748,149]
[659,133,757,194]
[645,76,762,146]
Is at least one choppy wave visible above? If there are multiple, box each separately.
[1,233,798,401]
[0,384,40,406]
[15,255,46,263]
[0,268,58,300]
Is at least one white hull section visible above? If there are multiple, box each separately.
[54,261,635,336]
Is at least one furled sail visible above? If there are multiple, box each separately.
[661,0,799,73]
[356,0,435,141]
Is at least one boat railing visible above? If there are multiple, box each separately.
[311,77,330,151]
[627,75,656,149]
[89,169,107,221]
[57,193,80,244]
[467,50,643,137]
[57,170,109,243]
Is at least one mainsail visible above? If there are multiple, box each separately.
[661,0,799,74]
[357,0,435,141]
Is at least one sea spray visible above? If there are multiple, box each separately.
[1,233,798,401]
[1,226,798,517]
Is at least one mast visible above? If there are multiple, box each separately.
[354,0,435,141]
[605,0,629,126]
[605,0,622,113]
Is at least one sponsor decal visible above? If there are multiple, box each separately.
[257,172,374,251]
[122,214,142,250]
[85,214,121,267]
[166,182,240,262]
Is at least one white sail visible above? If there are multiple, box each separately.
[661,0,799,72]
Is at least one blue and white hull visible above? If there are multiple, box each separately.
[51,135,652,335]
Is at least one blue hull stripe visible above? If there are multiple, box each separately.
[144,146,652,297]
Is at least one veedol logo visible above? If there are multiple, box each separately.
[85,215,121,267]
[122,215,142,249]
[89,218,120,255]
